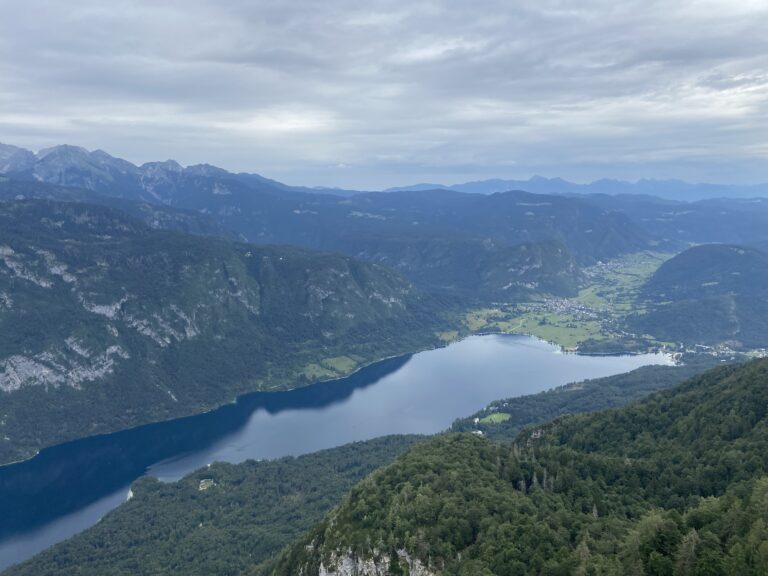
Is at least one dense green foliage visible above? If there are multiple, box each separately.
[632,244,768,348]
[451,356,722,441]
[5,435,424,576]
[276,359,768,575]
[0,200,449,464]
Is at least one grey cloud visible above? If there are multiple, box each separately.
[1,0,767,188]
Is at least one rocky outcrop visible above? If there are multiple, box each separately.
[318,548,436,576]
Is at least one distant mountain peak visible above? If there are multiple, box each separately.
[387,175,768,201]
[36,144,90,159]
[185,163,230,177]
[0,143,36,173]
[140,159,184,172]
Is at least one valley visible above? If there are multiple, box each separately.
[5,3,768,573]
[2,146,768,574]
[462,251,675,352]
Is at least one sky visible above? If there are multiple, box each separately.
[1,0,767,189]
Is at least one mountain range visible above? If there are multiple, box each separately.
[5,142,768,204]
[386,176,768,201]
[0,144,655,299]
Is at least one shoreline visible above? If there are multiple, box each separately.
[0,334,681,568]
[0,330,671,471]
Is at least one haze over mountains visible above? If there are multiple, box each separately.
[386,176,768,201]
[5,142,768,203]
[4,143,768,334]
[3,140,768,571]
[5,143,768,314]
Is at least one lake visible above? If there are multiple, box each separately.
[0,334,670,569]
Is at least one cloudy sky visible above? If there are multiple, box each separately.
[1,0,767,188]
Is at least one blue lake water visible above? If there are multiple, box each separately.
[0,334,670,570]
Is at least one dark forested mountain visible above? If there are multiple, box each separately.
[631,244,768,348]
[1,176,586,299]
[579,194,768,248]
[0,200,448,464]
[276,359,768,575]
[347,190,648,264]
[0,177,236,239]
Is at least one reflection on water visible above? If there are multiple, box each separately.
[0,335,669,569]
[0,355,410,539]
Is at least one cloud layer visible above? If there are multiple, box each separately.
[1,0,767,188]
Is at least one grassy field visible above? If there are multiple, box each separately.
[300,355,365,381]
[576,251,673,313]
[479,413,511,424]
[435,330,460,343]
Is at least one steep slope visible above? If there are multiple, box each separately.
[0,144,313,205]
[0,177,236,239]
[275,359,768,575]
[631,244,768,347]
[0,200,447,464]
[1,144,362,200]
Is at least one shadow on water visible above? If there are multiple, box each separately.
[0,354,411,540]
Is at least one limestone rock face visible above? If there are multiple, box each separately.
[318,549,436,576]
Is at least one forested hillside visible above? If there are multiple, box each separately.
[4,436,425,576]
[451,355,722,440]
[631,244,768,347]
[580,194,768,247]
[0,200,448,464]
[0,178,236,239]
[276,359,768,575]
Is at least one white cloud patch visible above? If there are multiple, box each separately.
[0,0,767,188]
